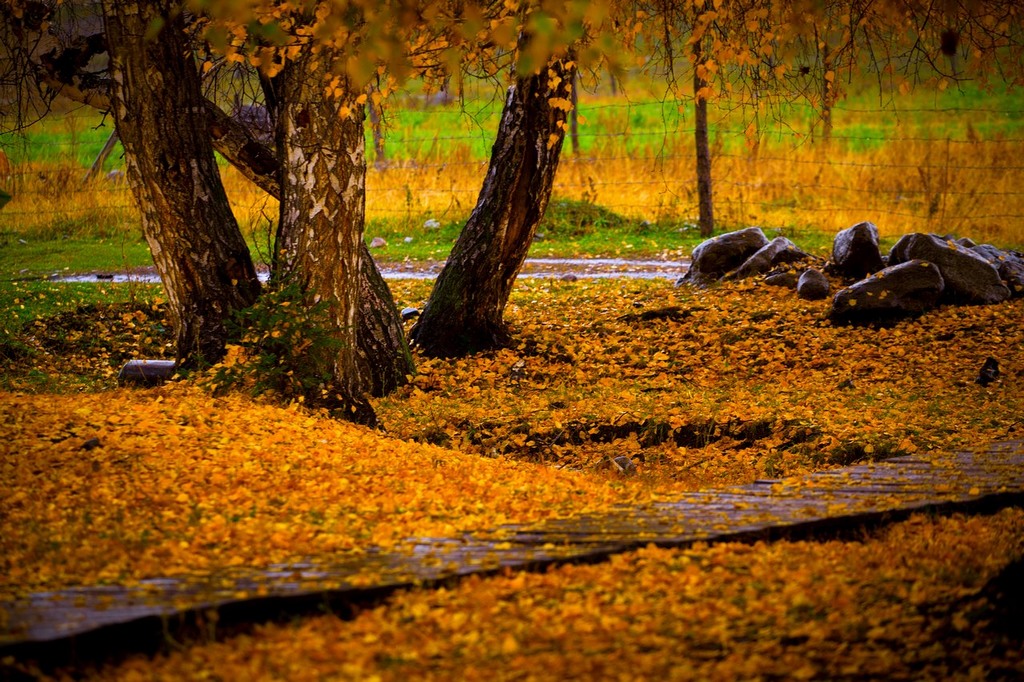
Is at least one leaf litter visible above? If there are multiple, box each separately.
[2,275,1023,677]
[77,509,1024,680]
[381,277,1023,483]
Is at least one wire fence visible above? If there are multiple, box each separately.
[2,95,1023,248]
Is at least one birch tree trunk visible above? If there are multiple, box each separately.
[200,96,415,397]
[409,52,577,358]
[102,0,260,366]
[275,53,376,424]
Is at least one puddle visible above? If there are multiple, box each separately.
[51,258,690,284]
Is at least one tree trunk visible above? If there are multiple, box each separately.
[356,253,414,396]
[102,0,260,366]
[9,5,411,399]
[205,97,413,397]
[409,53,577,358]
[693,37,715,238]
[275,52,376,424]
[82,129,119,183]
[821,41,834,144]
[367,88,387,170]
[569,71,579,156]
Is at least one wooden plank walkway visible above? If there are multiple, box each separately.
[2,441,1022,663]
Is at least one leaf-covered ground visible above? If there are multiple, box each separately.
[381,277,1024,482]
[2,274,1023,677]
[70,508,1024,680]
[5,275,1021,488]
[0,385,663,600]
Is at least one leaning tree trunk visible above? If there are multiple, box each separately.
[275,53,376,424]
[102,0,260,366]
[409,52,577,357]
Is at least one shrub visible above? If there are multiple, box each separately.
[206,281,340,403]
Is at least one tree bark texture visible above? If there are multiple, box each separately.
[693,37,715,238]
[275,53,376,424]
[102,0,260,366]
[409,54,577,358]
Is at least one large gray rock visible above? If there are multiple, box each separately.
[829,260,945,323]
[971,244,1024,298]
[725,237,809,280]
[797,268,830,300]
[888,233,1010,304]
[830,222,885,280]
[679,227,769,287]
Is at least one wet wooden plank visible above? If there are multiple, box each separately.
[1,441,1022,661]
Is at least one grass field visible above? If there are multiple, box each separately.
[2,78,1023,275]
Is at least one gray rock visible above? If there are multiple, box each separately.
[765,271,800,288]
[971,244,1024,297]
[400,307,420,321]
[829,260,945,323]
[797,268,830,300]
[118,359,177,386]
[611,455,637,476]
[888,233,1010,304]
[976,357,1000,387]
[971,244,1005,262]
[725,237,808,280]
[369,236,387,248]
[830,222,885,280]
[680,227,769,287]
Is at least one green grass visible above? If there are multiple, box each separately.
[5,80,1020,167]
[1,76,1018,282]
[0,280,161,336]
[0,204,694,280]
[0,235,152,279]
[362,199,727,261]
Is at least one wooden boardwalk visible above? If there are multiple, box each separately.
[2,441,1022,663]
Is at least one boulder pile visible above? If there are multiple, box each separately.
[678,222,1023,324]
